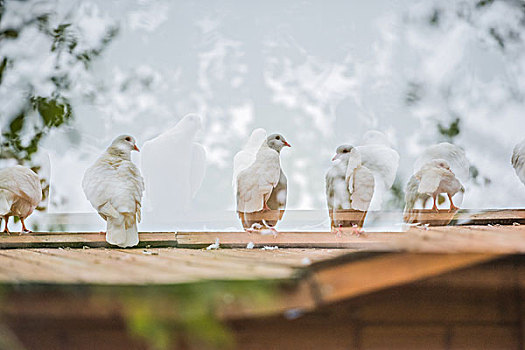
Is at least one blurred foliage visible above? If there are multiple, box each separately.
[404,81,423,106]
[0,1,118,211]
[437,117,460,142]
[93,280,277,350]
[428,8,441,26]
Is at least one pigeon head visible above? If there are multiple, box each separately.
[108,135,140,157]
[332,145,354,161]
[177,113,202,132]
[361,130,392,147]
[430,159,451,170]
[267,134,291,152]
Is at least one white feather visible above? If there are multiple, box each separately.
[83,140,144,248]
[350,166,375,211]
[141,114,206,218]
[232,128,267,191]
[236,141,280,213]
[190,143,207,198]
[512,139,525,186]
[0,166,42,221]
[357,145,399,210]
[355,131,399,210]
[414,142,469,183]
[405,159,464,211]
[417,166,443,194]
[325,159,352,211]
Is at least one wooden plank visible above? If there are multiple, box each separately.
[390,225,525,253]
[177,225,525,252]
[308,253,499,305]
[354,285,519,323]
[0,249,507,321]
[0,251,73,283]
[0,248,347,285]
[0,233,176,249]
[360,326,447,350]
[449,326,520,350]
[231,318,354,350]
[176,231,395,250]
[116,248,296,281]
[0,225,523,252]
[0,225,524,252]
[207,249,353,268]
[4,231,175,236]
[0,249,138,284]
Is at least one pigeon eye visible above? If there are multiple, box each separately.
[125,137,132,142]
[276,136,280,140]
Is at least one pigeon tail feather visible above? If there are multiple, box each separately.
[0,190,13,216]
[106,214,139,248]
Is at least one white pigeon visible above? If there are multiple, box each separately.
[413,142,469,184]
[82,135,144,248]
[235,132,290,228]
[325,145,353,211]
[356,131,399,210]
[141,114,206,220]
[512,139,525,186]
[404,159,464,214]
[0,165,42,234]
[232,128,267,192]
[344,147,375,212]
[325,145,375,214]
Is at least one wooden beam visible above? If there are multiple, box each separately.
[219,253,503,319]
[0,233,177,249]
[307,253,500,305]
[0,224,524,252]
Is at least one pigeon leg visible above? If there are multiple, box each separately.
[332,224,343,237]
[20,218,32,234]
[431,195,439,212]
[262,201,271,212]
[448,194,459,212]
[351,224,363,237]
[3,216,10,235]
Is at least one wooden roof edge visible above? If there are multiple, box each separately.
[0,251,507,321]
[218,252,504,320]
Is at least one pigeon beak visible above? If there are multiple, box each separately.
[284,141,291,147]
[133,145,140,152]
[331,154,338,161]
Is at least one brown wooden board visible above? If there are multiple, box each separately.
[0,224,524,252]
[0,248,352,285]
[0,232,176,249]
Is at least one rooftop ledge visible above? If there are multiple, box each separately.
[0,209,523,318]
[0,208,523,251]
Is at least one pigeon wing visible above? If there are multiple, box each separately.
[0,166,42,207]
[232,128,267,189]
[414,143,469,183]
[512,140,525,185]
[417,168,442,195]
[358,145,399,210]
[350,166,375,212]
[190,143,207,198]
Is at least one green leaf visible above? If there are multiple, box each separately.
[438,118,460,140]
[9,114,24,134]
[32,96,73,127]
[0,57,8,85]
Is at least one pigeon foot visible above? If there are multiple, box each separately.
[351,224,363,237]
[332,225,343,237]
